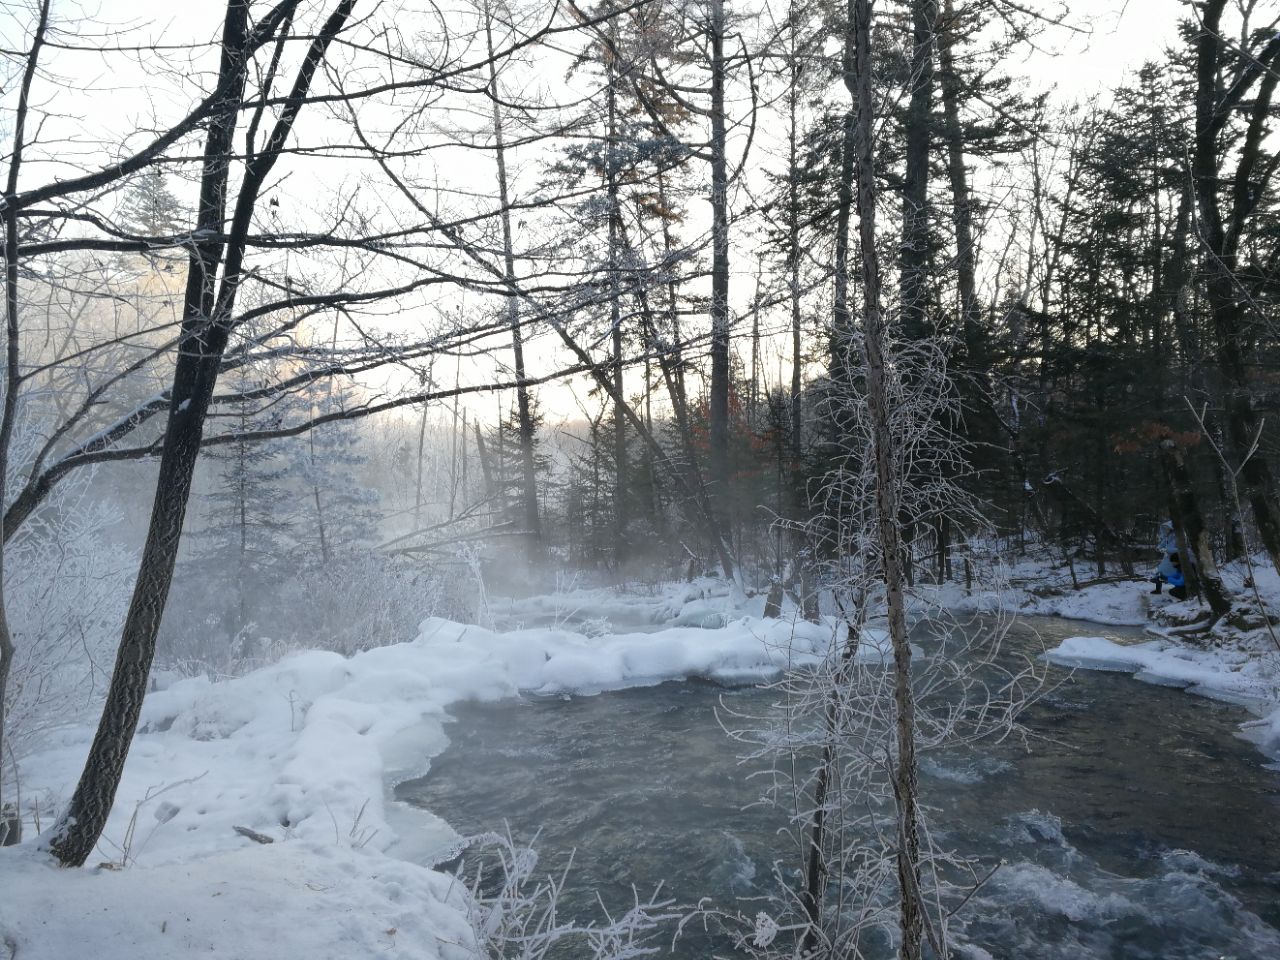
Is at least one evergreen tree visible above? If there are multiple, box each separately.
[184,380,293,653]
[282,384,380,567]
[482,397,550,534]
[117,166,187,268]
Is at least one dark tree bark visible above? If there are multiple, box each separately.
[607,70,629,562]
[49,0,354,867]
[1191,0,1280,572]
[829,98,857,388]
[708,0,732,543]
[851,0,926,953]
[898,0,938,343]
[785,15,805,464]
[1158,436,1230,618]
[938,0,979,354]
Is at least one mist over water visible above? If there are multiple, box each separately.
[398,617,1280,959]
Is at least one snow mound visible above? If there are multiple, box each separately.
[1019,581,1149,626]
[0,842,476,960]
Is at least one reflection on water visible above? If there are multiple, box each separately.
[396,617,1280,958]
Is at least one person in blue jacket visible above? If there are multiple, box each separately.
[1152,521,1187,601]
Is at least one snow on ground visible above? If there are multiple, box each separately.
[1038,553,1280,763]
[925,547,1280,630]
[919,549,1152,627]
[1,840,477,960]
[1016,580,1150,626]
[6,559,1280,958]
[1,608,850,960]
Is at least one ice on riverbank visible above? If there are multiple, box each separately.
[1046,633,1280,759]
[1020,551,1280,762]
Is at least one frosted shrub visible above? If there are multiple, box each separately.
[270,553,447,656]
[4,499,134,761]
[459,831,679,960]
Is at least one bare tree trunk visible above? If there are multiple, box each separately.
[1159,437,1231,617]
[1191,0,1280,572]
[798,604,865,955]
[474,422,496,504]
[484,3,541,557]
[938,0,979,353]
[414,400,428,528]
[708,0,732,545]
[50,0,353,867]
[784,29,813,611]
[829,99,856,387]
[899,0,937,343]
[1165,490,1202,600]
[607,70,628,563]
[449,355,461,519]
[899,0,939,604]
[851,0,925,954]
[49,2,258,865]
[786,22,804,464]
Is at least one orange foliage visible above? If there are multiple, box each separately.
[1111,421,1203,455]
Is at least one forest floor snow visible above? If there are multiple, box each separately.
[0,600,852,960]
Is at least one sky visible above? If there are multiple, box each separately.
[3,0,1188,430]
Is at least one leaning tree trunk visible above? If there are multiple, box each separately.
[850,0,926,954]
[49,0,354,866]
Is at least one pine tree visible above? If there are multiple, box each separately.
[118,167,187,268]
[482,397,550,534]
[282,384,380,567]
[184,381,293,653]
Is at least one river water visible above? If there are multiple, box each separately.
[395,616,1280,958]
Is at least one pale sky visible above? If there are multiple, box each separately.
[4,0,1187,428]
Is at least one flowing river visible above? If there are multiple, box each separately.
[395,616,1280,958]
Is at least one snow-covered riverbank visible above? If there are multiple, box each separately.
[1,598,851,960]
[981,553,1280,761]
[4,570,1278,958]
